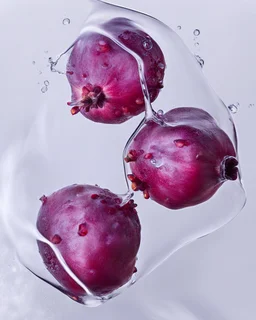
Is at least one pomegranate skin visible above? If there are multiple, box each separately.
[126,107,238,210]
[66,17,165,124]
[37,184,141,297]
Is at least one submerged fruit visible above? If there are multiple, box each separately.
[126,107,238,209]
[66,17,165,124]
[37,184,141,297]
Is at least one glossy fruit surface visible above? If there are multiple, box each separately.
[66,17,165,124]
[37,184,141,296]
[126,107,238,209]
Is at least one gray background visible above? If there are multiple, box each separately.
[0,0,255,319]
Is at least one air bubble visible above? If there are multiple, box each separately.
[44,80,49,86]
[177,25,182,30]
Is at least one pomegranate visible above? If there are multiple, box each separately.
[125,107,238,209]
[66,17,165,124]
[37,184,141,297]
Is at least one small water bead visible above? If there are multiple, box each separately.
[193,29,200,36]
[158,62,165,70]
[177,25,182,30]
[195,55,204,67]
[41,86,48,93]
[194,42,200,47]
[32,61,36,65]
[228,103,239,114]
[62,18,71,25]
[44,80,49,86]
[143,39,153,51]
[249,103,255,108]
[157,109,164,116]
[150,158,163,168]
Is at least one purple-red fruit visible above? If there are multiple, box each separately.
[37,184,141,296]
[66,17,165,124]
[126,107,238,209]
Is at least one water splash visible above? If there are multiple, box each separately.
[1,0,246,307]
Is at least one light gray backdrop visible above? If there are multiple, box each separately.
[0,0,255,319]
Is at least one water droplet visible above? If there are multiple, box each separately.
[158,62,165,70]
[195,55,204,67]
[249,103,255,108]
[41,86,48,93]
[143,39,153,51]
[157,109,164,116]
[177,25,182,30]
[193,29,200,36]
[44,80,49,86]
[62,18,71,25]
[151,158,156,165]
[32,61,36,65]
[194,42,200,47]
[78,223,88,236]
[228,103,239,114]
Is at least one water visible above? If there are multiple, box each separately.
[195,54,204,67]
[62,18,71,25]
[193,29,200,36]
[228,103,239,114]
[0,0,246,308]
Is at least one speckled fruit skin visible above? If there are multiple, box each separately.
[37,184,141,297]
[66,17,165,124]
[126,107,238,210]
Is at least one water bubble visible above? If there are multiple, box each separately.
[150,158,163,168]
[157,109,164,116]
[150,158,156,166]
[143,39,153,51]
[193,29,200,36]
[177,25,182,30]
[194,42,200,47]
[158,62,165,70]
[44,80,49,86]
[228,103,239,114]
[195,55,204,67]
[41,86,48,93]
[62,18,71,25]
[32,61,36,65]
